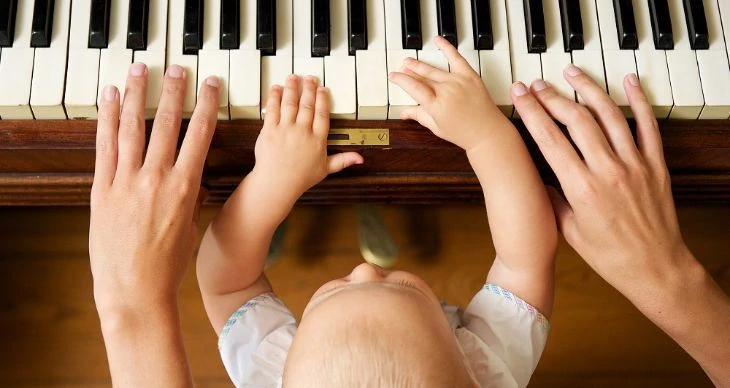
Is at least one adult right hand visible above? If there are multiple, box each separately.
[511,65,689,298]
[511,64,730,387]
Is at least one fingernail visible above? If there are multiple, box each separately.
[512,82,528,96]
[304,75,316,84]
[317,86,327,93]
[565,64,582,77]
[404,57,415,64]
[167,65,184,79]
[103,85,118,101]
[388,72,395,79]
[532,80,548,92]
[206,76,220,88]
[129,62,146,77]
[628,73,640,86]
[288,74,299,82]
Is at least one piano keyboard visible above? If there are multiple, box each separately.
[0,0,730,121]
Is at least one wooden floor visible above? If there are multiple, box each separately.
[0,204,728,387]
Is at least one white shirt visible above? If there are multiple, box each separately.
[218,283,550,387]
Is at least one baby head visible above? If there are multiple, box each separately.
[283,263,475,387]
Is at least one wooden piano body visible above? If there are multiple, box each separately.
[1,119,729,205]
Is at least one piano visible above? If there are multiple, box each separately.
[0,0,729,205]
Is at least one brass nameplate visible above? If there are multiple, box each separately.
[327,128,390,146]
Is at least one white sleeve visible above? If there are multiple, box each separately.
[218,293,296,388]
[458,283,550,388]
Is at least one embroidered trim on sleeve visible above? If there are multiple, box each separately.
[220,292,278,339]
[482,283,549,329]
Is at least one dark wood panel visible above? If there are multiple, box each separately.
[0,119,729,204]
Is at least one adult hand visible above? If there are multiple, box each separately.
[89,63,219,311]
[88,63,220,388]
[511,66,688,297]
[512,65,730,386]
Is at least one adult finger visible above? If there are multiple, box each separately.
[192,186,208,225]
[511,82,588,183]
[280,75,301,124]
[296,76,318,128]
[388,71,436,106]
[530,79,616,170]
[145,65,187,169]
[263,85,283,127]
[546,186,579,245]
[563,64,639,162]
[312,86,331,137]
[117,63,149,173]
[175,77,221,182]
[94,85,121,188]
[327,152,364,174]
[624,74,666,171]
[433,35,472,75]
[402,57,449,83]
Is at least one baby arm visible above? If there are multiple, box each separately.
[196,76,363,333]
[389,37,557,316]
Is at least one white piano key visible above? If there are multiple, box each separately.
[30,0,71,119]
[261,0,293,114]
[167,0,198,117]
[293,0,323,80]
[665,0,703,119]
[384,0,417,119]
[324,0,356,119]
[98,0,133,105]
[480,0,513,116]
[355,0,388,120]
[506,0,542,118]
[65,0,99,119]
[571,0,607,99]
[633,0,673,118]
[198,0,229,119]
[0,0,35,119]
[418,0,448,70]
[541,0,573,98]
[696,0,730,119]
[720,0,730,65]
[134,0,168,118]
[596,0,637,115]
[229,0,261,119]
[455,0,480,73]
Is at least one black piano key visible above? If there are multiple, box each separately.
[88,0,111,48]
[220,0,240,49]
[471,0,493,50]
[312,0,330,57]
[127,0,149,50]
[648,0,673,50]
[401,0,422,50]
[683,0,709,50]
[31,0,54,48]
[183,0,204,55]
[437,0,457,47]
[257,0,276,55]
[348,0,368,55]
[523,0,546,53]
[613,0,638,49]
[0,0,18,47]
[559,0,584,51]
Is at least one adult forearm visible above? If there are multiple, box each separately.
[466,125,557,267]
[624,249,730,386]
[99,301,192,388]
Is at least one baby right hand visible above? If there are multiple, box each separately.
[249,75,363,203]
[388,36,509,152]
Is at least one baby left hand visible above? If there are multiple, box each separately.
[250,75,363,202]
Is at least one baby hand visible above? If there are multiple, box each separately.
[250,75,363,202]
[388,36,508,152]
